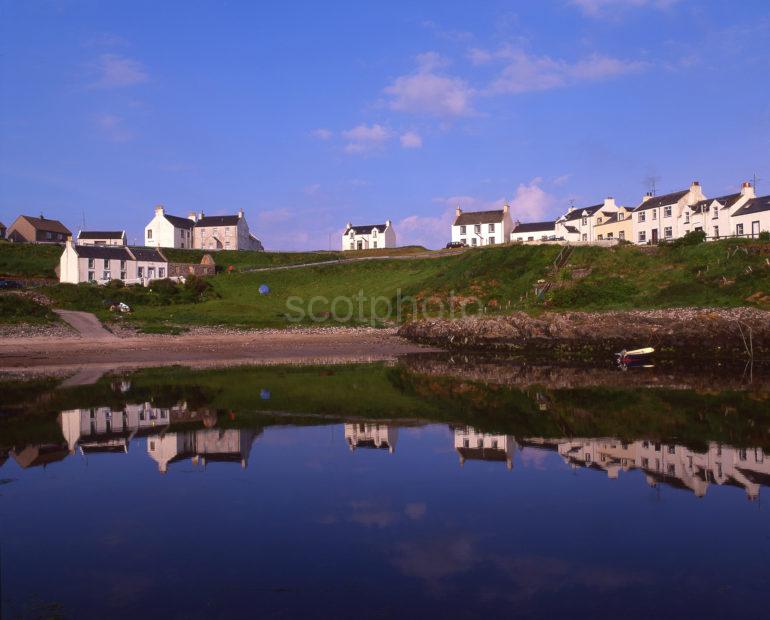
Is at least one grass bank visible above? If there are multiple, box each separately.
[2,240,770,329]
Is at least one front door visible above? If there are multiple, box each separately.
[356,240,363,250]
[752,221,760,238]
[651,229,658,243]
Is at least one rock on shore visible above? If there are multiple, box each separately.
[398,308,770,359]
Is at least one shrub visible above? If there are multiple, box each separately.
[758,231,770,242]
[671,229,706,247]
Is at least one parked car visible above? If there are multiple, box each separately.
[0,279,22,290]
[445,241,467,249]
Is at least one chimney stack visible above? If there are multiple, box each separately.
[642,192,653,203]
[741,181,755,197]
[188,212,198,222]
[503,203,509,215]
[238,208,244,219]
[155,205,165,216]
[455,205,462,217]
[603,197,616,210]
[198,211,205,220]
[385,219,392,227]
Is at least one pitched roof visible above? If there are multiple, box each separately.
[77,230,125,240]
[196,215,241,227]
[595,214,619,226]
[634,190,688,212]
[454,210,506,226]
[72,245,166,262]
[164,214,195,229]
[17,215,71,235]
[74,245,133,260]
[347,224,387,234]
[457,447,508,462]
[513,221,556,233]
[129,247,166,262]
[0,221,6,229]
[689,193,742,213]
[564,225,579,234]
[732,195,770,218]
[562,204,602,221]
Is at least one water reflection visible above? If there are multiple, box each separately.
[4,401,769,503]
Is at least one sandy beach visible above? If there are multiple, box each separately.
[0,327,439,375]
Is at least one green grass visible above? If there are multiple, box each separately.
[0,241,62,278]
[3,240,770,329]
[0,294,56,324]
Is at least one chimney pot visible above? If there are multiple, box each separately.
[692,180,700,186]
[455,205,462,217]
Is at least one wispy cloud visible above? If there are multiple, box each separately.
[569,0,681,18]
[508,178,557,221]
[482,49,648,94]
[342,123,391,154]
[96,113,133,142]
[311,128,333,140]
[90,54,148,89]
[400,131,423,149]
[421,20,473,43]
[384,52,475,117]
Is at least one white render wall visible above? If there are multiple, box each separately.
[144,207,193,249]
[451,214,512,247]
[510,226,556,242]
[342,223,396,250]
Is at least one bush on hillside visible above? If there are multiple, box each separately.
[671,229,706,247]
[758,231,770,242]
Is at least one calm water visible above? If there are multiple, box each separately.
[1,357,769,619]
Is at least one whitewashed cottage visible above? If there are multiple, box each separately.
[342,221,396,250]
[451,205,513,247]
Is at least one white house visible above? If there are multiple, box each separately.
[631,181,705,244]
[76,230,126,246]
[454,427,516,470]
[555,197,621,243]
[510,220,557,243]
[683,182,755,240]
[452,205,513,247]
[59,239,168,285]
[144,205,195,249]
[189,209,263,251]
[732,195,770,238]
[344,423,398,453]
[342,221,396,251]
[147,428,259,473]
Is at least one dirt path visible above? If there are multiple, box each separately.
[242,248,468,273]
[53,310,116,339]
[0,329,439,373]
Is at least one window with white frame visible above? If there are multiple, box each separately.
[639,212,646,223]
[488,223,494,233]
[664,206,672,217]
[474,224,481,234]
[713,226,719,238]
[736,223,744,235]
[638,231,647,243]
[664,226,672,239]
[652,209,657,220]
[489,237,495,244]
[619,230,625,240]
[460,225,466,234]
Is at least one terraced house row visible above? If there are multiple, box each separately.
[454,180,769,246]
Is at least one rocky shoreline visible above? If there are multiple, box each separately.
[398,308,770,360]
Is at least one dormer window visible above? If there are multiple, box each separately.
[597,217,602,224]
[617,213,624,221]
[582,217,587,226]
[349,230,355,237]
[372,229,377,237]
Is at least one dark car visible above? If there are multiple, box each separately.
[445,241,467,249]
[0,279,22,290]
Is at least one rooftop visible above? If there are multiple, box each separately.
[196,215,242,227]
[513,221,556,233]
[17,215,71,235]
[732,195,770,218]
[634,190,689,212]
[454,209,506,226]
[347,224,388,234]
[77,230,125,240]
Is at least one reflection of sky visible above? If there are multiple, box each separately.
[2,425,769,619]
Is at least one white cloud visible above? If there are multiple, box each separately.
[311,128,333,140]
[397,209,454,249]
[96,114,133,142]
[552,173,572,187]
[400,131,423,149]
[569,0,680,17]
[384,53,475,117]
[341,123,391,154]
[90,54,148,88]
[508,179,557,221]
[487,50,648,94]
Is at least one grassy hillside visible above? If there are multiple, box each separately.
[0,241,62,278]
[2,240,770,329]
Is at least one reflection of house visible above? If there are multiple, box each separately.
[11,443,69,468]
[454,427,515,470]
[147,428,260,473]
[554,438,770,500]
[59,404,176,453]
[344,423,398,453]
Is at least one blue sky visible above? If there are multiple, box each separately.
[1,0,769,249]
